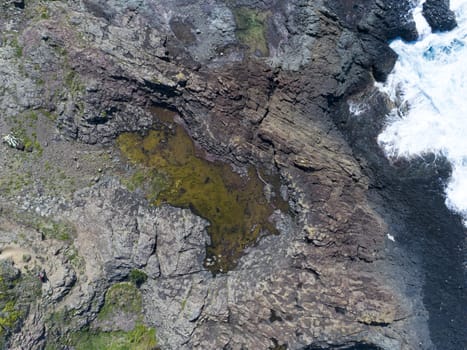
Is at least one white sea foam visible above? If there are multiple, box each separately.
[348,101,368,116]
[412,0,431,38]
[377,0,467,223]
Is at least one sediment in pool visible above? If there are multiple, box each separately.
[117,110,287,272]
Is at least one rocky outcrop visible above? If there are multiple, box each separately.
[423,0,457,32]
[1,0,458,349]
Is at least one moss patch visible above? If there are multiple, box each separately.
[1,212,76,249]
[10,37,23,58]
[70,323,158,350]
[64,246,85,274]
[233,7,270,56]
[7,111,44,154]
[0,171,33,196]
[0,261,42,348]
[36,218,75,241]
[97,282,142,322]
[117,110,287,272]
[13,214,76,242]
[65,283,157,350]
[0,271,23,347]
[128,269,148,288]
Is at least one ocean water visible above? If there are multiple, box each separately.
[377,0,467,224]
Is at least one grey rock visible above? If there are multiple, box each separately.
[143,273,211,349]
[156,206,209,278]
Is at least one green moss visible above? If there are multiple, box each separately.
[70,323,158,350]
[117,111,287,272]
[64,69,84,96]
[233,7,270,56]
[39,4,49,19]
[3,210,76,242]
[26,111,38,122]
[123,169,169,202]
[10,123,42,154]
[36,219,75,241]
[65,246,85,273]
[10,37,23,58]
[64,283,157,350]
[0,211,75,244]
[0,272,22,338]
[0,262,41,347]
[23,1,58,22]
[97,283,142,322]
[1,109,86,199]
[128,269,148,288]
[40,166,77,196]
[0,301,22,333]
[10,213,75,241]
[180,299,187,311]
[0,172,33,195]
[41,109,58,122]
[44,308,76,350]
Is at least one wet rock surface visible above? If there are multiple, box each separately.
[0,0,464,349]
[423,0,457,32]
[330,85,467,350]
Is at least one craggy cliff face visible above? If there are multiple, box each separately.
[0,0,444,349]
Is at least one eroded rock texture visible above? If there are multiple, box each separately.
[423,0,457,32]
[0,0,452,349]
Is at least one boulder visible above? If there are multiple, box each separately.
[423,0,457,32]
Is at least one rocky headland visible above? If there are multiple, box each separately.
[0,0,465,349]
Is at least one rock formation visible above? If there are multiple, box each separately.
[423,0,457,32]
[0,1,464,349]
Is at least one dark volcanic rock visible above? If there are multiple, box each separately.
[329,86,467,350]
[423,0,457,32]
[13,0,25,9]
[327,0,418,41]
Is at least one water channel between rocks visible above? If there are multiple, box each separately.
[117,108,288,273]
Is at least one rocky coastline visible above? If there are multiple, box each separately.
[0,0,465,349]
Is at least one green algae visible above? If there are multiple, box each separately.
[233,7,270,56]
[117,110,287,272]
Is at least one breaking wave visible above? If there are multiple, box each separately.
[377,0,467,224]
